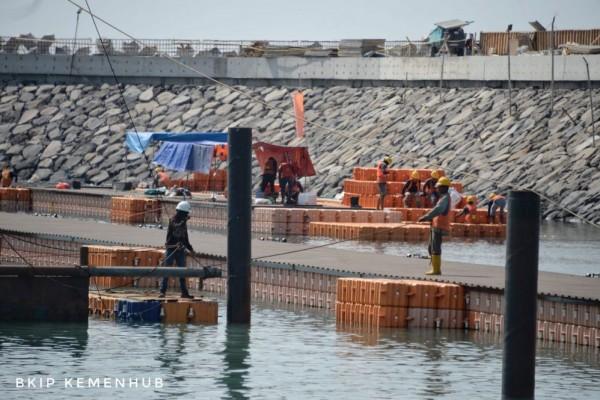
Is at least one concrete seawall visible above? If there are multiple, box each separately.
[0,80,599,222]
[2,54,600,88]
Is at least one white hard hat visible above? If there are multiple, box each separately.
[176,201,191,213]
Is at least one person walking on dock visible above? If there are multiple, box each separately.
[376,156,392,210]
[159,201,195,299]
[418,176,451,275]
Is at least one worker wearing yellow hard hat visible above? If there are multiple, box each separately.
[457,195,479,224]
[402,169,422,208]
[422,169,443,207]
[418,176,452,275]
[376,156,392,210]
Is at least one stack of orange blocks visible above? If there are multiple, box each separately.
[0,187,31,212]
[88,245,138,289]
[309,222,431,241]
[344,167,465,210]
[336,278,465,329]
[110,197,161,224]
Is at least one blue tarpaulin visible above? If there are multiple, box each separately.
[153,142,214,173]
[126,132,227,153]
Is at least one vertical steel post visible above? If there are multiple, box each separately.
[502,191,540,400]
[507,24,513,116]
[227,127,252,324]
[79,245,88,266]
[549,16,556,117]
[583,57,596,147]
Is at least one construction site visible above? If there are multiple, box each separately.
[1,1,600,399]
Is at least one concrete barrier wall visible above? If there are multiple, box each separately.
[2,54,599,85]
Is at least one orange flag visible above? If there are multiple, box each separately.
[292,90,305,138]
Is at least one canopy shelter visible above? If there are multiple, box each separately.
[253,141,316,178]
[125,131,227,153]
[125,131,228,173]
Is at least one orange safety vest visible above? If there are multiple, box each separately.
[465,203,478,223]
[432,194,450,232]
[158,171,170,185]
[376,161,387,183]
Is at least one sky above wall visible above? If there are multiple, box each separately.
[1,0,598,41]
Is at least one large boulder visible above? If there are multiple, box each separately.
[41,140,63,158]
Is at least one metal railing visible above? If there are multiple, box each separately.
[0,35,442,58]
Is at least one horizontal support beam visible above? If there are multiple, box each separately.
[0,265,222,278]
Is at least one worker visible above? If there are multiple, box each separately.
[376,156,392,210]
[278,157,297,205]
[487,193,506,224]
[457,195,479,223]
[402,170,422,208]
[417,176,451,275]
[153,166,170,188]
[286,179,304,205]
[422,170,441,207]
[260,157,277,196]
[1,163,16,187]
[159,201,195,299]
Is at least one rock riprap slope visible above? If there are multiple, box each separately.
[0,83,598,221]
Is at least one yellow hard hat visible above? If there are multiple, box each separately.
[383,156,392,165]
[488,193,496,200]
[436,176,451,187]
[411,170,420,180]
[431,170,440,179]
[467,195,476,203]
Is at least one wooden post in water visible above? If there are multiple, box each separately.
[227,127,252,324]
[502,191,540,400]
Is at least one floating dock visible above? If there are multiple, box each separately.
[1,211,599,348]
[88,291,218,324]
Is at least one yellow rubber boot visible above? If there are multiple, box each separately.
[426,255,442,275]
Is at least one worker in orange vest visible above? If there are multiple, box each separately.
[457,195,478,223]
[402,170,422,208]
[153,166,170,188]
[376,156,392,210]
[418,176,451,275]
[422,170,442,207]
[487,193,506,224]
[278,158,297,205]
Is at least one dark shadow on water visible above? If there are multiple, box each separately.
[156,324,189,378]
[0,322,88,358]
[219,323,250,400]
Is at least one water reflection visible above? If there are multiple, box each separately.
[0,322,88,358]
[219,324,250,400]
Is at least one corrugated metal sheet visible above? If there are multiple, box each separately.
[535,29,600,50]
[479,32,532,55]
[480,29,600,55]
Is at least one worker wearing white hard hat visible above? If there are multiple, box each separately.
[159,201,194,298]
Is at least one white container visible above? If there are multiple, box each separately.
[449,188,463,209]
[298,192,317,206]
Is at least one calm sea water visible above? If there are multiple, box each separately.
[1,298,599,400]
[299,222,600,276]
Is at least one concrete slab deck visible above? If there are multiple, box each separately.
[1,212,598,302]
